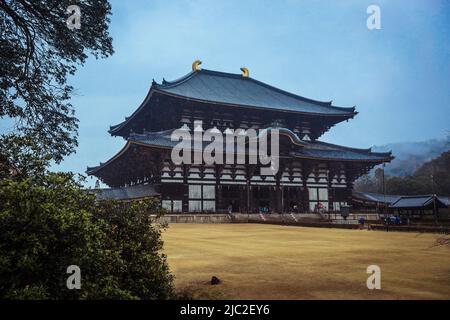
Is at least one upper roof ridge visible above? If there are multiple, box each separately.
[109,67,359,137]
[158,68,353,110]
[157,71,197,88]
[311,140,371,153]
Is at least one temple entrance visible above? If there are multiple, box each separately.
[220,185,245,213]
[219,185,277,213]
[282,186,306,213]
[251,186,273,213]
[216,185,310,214]
[205,183,345,214]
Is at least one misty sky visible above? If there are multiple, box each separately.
[42,0,450,183]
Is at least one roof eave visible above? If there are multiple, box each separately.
[108,84,159,136]
[154,89,357,118]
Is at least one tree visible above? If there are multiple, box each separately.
[0,0,113,163]
[0,1,176,300]
[355,150,450,196]
[0,173,174,299]
[353,174,376,193]
[354,167,384,193]
[415,150,450,195]
[0,134,50,179]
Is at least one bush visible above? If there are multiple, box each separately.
[0,173,174,299]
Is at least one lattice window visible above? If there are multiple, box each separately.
[162,199,183,213]
[188,185,216,212]
[308,187,329,212]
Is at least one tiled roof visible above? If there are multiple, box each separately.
[93,184,159,201]
[87,128,393,175]
[294,141,393,162]
[441,196,450,206]
[109,68,357,136]
[156,69,356,115]
[390,195,449,209]
[131,129,391,161]
[352,191,401,204]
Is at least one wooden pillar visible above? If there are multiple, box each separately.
[328,163,340,212]
[216,185,223,212]
[275,180,282,213]
[296,185,302,213]
[182,164,190,213]
[268,185,275,213]
[274,161,286,213]
[301,161,313,213]
[246,181,251,213]
[344,165,357,206]
[246,165,256,214]
[215,164,223,212]
[238,185,244,212]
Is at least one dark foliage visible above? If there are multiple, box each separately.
[355,150,450,195]
[0,3,175,299]
[0,173,174,299]
[0,0,113,162]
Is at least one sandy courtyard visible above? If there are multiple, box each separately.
[163,223,450,299]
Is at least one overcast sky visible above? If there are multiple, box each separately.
[50,0,449,184]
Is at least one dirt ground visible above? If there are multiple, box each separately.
[162,223,450,300]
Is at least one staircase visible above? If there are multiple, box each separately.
[316,210,329,221]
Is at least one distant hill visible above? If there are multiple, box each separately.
[373,136,450,177]
[355,149,450,196]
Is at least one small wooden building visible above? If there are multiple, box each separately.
[351,191,401,213]
[351,192,450,219]
[390,195,450,219]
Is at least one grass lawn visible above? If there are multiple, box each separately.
[162,223,450,300]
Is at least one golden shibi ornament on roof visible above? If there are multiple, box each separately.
[240,67,250,77]
[192,60,202,72]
